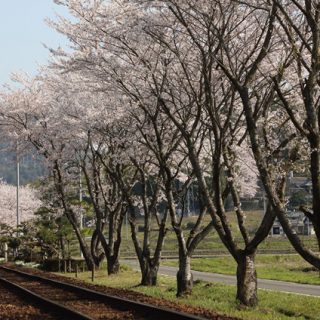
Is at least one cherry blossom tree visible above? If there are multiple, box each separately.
[108,124,171,285]
[0,180,41,228]
[250,0,320,268]
[0,73,98,270]
[78,125,128,275]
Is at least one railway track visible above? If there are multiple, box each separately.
[0,277,58,320]
[0,266,207,320]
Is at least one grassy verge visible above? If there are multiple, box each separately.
[59,265,320,320]
[163,255,320,285]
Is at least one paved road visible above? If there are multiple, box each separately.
[124,260,320,297]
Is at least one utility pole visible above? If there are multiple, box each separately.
[79,166,83,229]
[15,144,20,258]
[79,166,83,258]
[4,243,8,262]
[16,147,20,229]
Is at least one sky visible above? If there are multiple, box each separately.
[0,0,70,85]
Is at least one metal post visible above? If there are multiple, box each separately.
[4,243,8,262]
[91,264,95,282]
[187,187,190,216]
[125,210,128,240]
[58,254,61,273]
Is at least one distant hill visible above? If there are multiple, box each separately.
[0,151,47,185]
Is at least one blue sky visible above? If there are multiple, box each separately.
[0,0,69,85]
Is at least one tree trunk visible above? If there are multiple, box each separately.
[96,226,121,275]
[79,241,94,271]
[141,259,159,286]
[91,229,105,268]
[59,236,66,259]
[107,255,120,275]
[53,163,94,271]
[176,255,193,297]
[66,214,94,270]
[236,253,258,307]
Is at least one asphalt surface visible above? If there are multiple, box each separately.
[124,260,320,297]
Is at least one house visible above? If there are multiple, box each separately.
[303,217,315,235]
[271,219,284,236]
[271,211,315,236]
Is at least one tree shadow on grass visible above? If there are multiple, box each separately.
[276,308,314,320]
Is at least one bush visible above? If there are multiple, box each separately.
[186,222,196,230]
[289,191,311,208]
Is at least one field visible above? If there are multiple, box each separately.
[117,211,319,257]
[68,211,318,259]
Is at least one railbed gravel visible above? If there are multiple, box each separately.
[2,264,240,320]
[0,280,58,320]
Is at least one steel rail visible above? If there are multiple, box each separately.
[0,266,207,320]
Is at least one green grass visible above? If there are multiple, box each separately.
[163,255,320,285]
[117,212,319,255]
[59,266,320,320]
[69,211,318,258]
